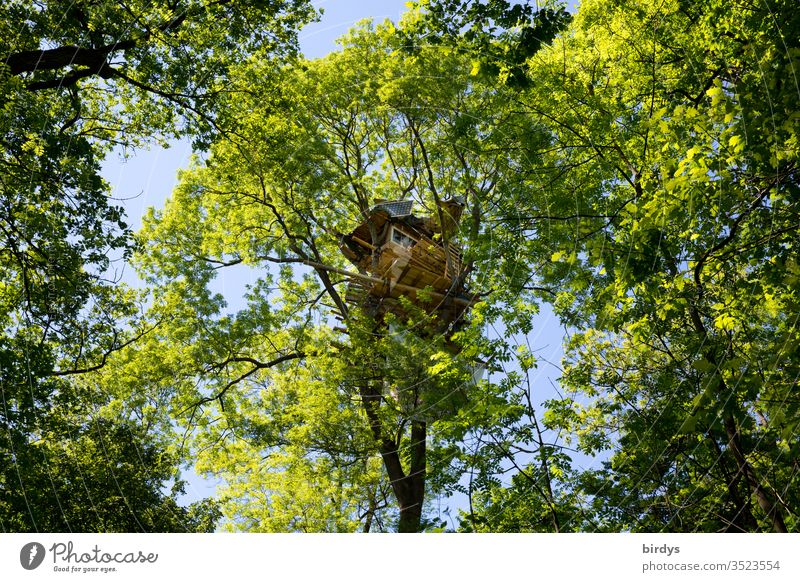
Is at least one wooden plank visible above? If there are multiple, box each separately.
[349,235,376,250]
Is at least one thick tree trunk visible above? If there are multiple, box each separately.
[397,421,426,533]
[359,384,427,533]
[6,44,127,76]
[398,502,423,533]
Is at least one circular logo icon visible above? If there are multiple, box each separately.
[20,542,46,570]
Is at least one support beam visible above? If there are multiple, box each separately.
[302,260,477,308]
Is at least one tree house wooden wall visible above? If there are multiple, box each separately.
[339,199,472,327]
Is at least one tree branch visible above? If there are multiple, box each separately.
[185,351,306,413]
[5,42,136,76]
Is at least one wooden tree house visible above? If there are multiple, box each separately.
[339,199,474,330]
[337,199,484,422]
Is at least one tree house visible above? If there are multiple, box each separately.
[338,199,484,422]
[339,199,473,328]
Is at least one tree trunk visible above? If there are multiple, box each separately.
[359,383,427,533]
[723,415,788,533]
[684,294,788,532]
[705,434,758,531]
[397,421,426,533]
[398,501,423,533]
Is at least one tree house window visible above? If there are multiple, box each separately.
[390,227,416,249]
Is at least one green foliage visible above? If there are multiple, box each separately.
[0,368,218,532]
[128,11,558,531]
[1,0,316,373]
[2,1,316,146]
[459,459,584,532]
[510,0,800,531]
[1,0,313,532]
[405,0,571,87]
[7,0,798,534]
